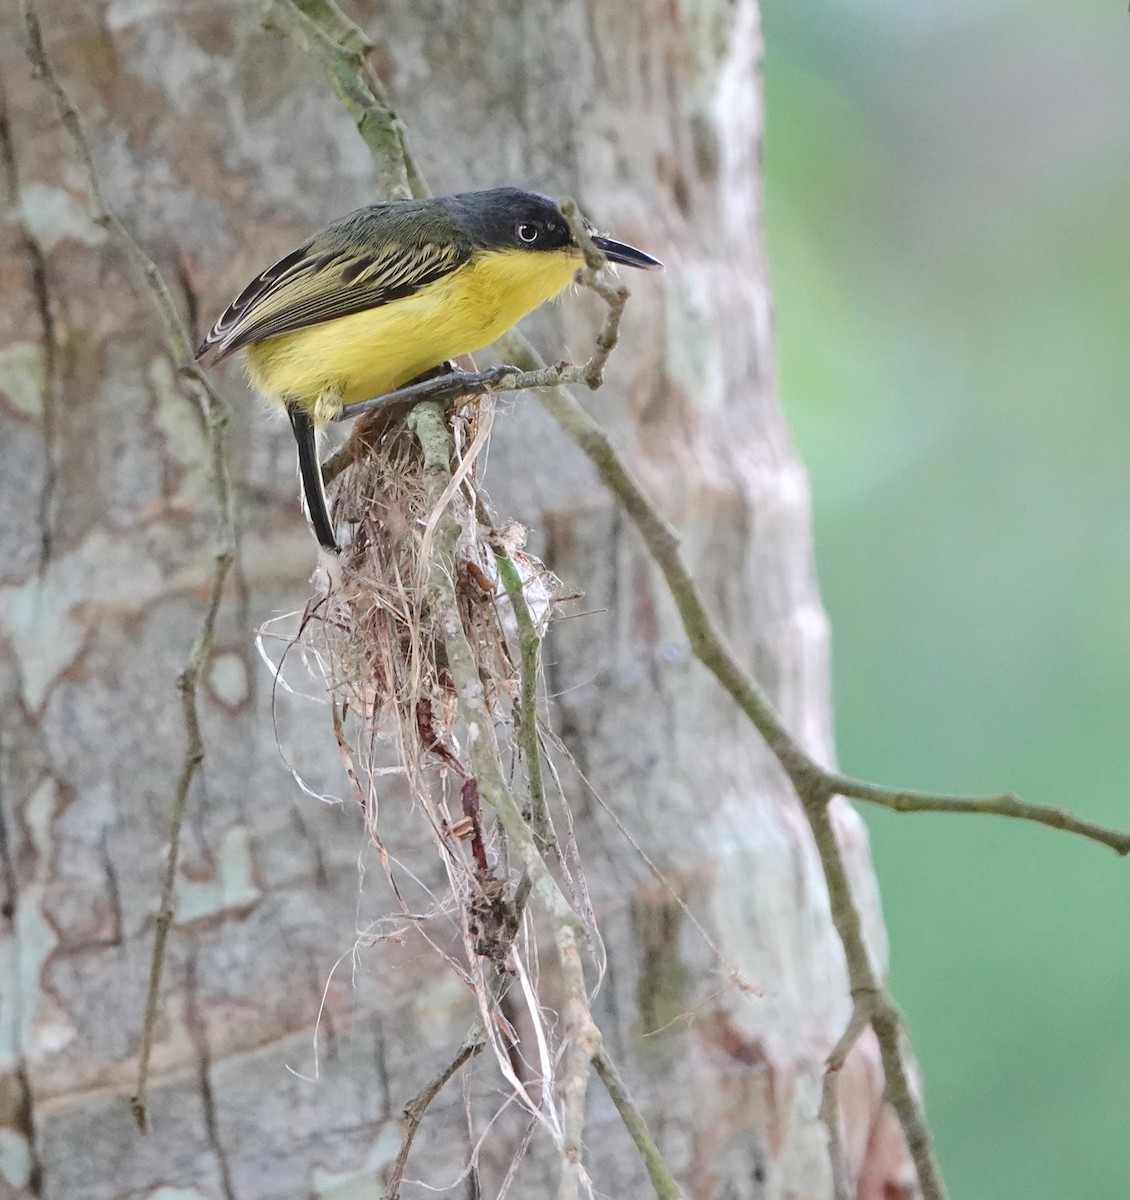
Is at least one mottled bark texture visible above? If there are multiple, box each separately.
[0,2,918,1198]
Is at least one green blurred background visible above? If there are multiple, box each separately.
[759,1,1130,1195]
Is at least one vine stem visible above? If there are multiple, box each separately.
[20,0,236,1133]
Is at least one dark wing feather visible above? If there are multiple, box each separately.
[195,212,469,364]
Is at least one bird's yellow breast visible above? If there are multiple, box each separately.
[244,247,580,419]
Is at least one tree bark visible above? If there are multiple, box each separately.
[0,1,917,1198]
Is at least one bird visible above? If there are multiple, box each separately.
[195,187,663,552]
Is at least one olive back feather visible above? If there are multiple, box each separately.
[195,200,474,363]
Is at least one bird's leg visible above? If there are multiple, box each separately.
[334,363,520,423]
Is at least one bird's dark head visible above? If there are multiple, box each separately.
[449,187,663,271]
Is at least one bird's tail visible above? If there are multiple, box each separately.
[286,404,340,553]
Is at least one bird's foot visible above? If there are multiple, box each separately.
[335,364,519,423]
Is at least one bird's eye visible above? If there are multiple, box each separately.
[517,223,539,243]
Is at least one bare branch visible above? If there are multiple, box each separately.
[800,791,945,1198]
[383,1025,486,1200]
[554,198,631,388]
[827,774,1130,854]
[820,1003,872,1200]
[261,0,426,200]
[493,550,551,846]
[19,0,236,1133]
[556,922,601,1200]
[592,1049,685,1200]
[491,325,962,1196]
[558,198,606,272]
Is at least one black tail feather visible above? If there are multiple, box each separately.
[287,404,340,552]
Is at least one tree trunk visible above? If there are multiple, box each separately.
[0,1,917,1198]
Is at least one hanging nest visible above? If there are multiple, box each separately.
[263,396,574,958]
[314,397,561,763]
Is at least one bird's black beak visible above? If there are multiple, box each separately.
[591,235,664,271]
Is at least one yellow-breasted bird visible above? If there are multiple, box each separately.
[196,187,662,552]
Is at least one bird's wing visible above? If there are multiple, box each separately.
[195,232,468,363]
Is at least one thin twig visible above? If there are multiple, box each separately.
[494,551,551,847]
[21,6,202,378]
[558,198,605,272]
[592,1049,684,1200]
[383,1025,487,1200]
[557,198,630,389]
[261,0,428,200]
[131,554,231,1133]
[828,774,1130,854]
[498,321,1130,1197]
[801,792,945,1197]
[512,314,951,1195]
[820,1002,872,1200]
[556,921,601,1200]
[539,721,760,1009]
[20,0,236,1133]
